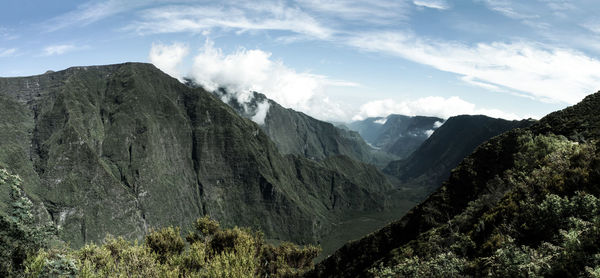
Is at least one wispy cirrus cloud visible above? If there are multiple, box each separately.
[479,0,539,19]
[413,0,450,10]
[42,44,85,56]
[0,26,18,40]
[347,31,600,105]
[126,3,334,39]
[41,0,600,122]
[298,0,411,25]
[44,0,152,32]
[0,48,17,58]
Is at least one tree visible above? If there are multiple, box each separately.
[0,168,56,276]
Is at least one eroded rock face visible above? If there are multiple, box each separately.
[0,63,393,247]
[206,88,397,168]
[348,114,444,158]
[384,115,534,193]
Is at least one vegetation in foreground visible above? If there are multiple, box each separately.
[0,168,320,278]
[369,133,600,277]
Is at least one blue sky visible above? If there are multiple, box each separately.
[1,0,600,122]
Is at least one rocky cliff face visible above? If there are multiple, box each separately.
[0,63,394,247]
[384,115,534,193]
[209,89,397,168]
[348,115,443,159]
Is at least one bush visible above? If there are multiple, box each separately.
[22,216,320,277]
[145,226,185,262]
[0,168,56,276]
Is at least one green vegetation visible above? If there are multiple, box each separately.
[384,115,534,195]
[211,89,399,168]
[0,63,399,254]
[369,133,600,277]
[313,90,600,277]
[1,167,320,277]
[24,218,319,277]
[0,169,55,277]
[317,131,600,277]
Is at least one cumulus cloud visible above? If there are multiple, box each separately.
[149,42,189,81]
[413,0,450,10]
[352,96,523,121]
[42,44,86,56]
[188,39,358,122]
[347,32,600,105]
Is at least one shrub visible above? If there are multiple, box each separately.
[0,168,56,276]
[145,226,185,262]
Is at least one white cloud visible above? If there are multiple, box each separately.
[149,42,189,81]
[352,96,523,121]
[433,120,444,128]
[188,39,357,122]
[0,27,18,40]
[413,0,450,10]
[347,32,600,105]
[424,129,435,137]
[0,48,17,57]
[45,0,149,31]
[479,0,538,19]
[128,3,333,39]
[581,22,600,34]
[374,118,387,124]
[251,100,270,125]
[43,44,78,56]
[298,0,411,24]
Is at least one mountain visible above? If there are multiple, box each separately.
[207,88,398,168]
[0,63,397,248]
[348,115,443,158]
[310,92,600,277]
[384,115,534,194]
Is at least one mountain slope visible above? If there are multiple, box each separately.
[348,115,443,158]
[310,92,600,277]
[0,63,395,247]
[210,89,397,167]
[384,115,534,193]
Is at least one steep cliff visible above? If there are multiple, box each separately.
[0,63,394,248]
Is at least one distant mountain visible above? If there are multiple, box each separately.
[384,115,535,194]
[204,88,398,168]
[348,115,443,158]
[310,92,600,277]
[0,63,398,248]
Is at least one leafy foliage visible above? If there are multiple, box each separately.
[368,133,600,277]
[0,168,56,277]
[21,216,319,277]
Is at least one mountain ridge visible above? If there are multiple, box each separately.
[0,62,396,248]
[310,92,600,277]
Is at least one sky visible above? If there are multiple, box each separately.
[1,0,600,123]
